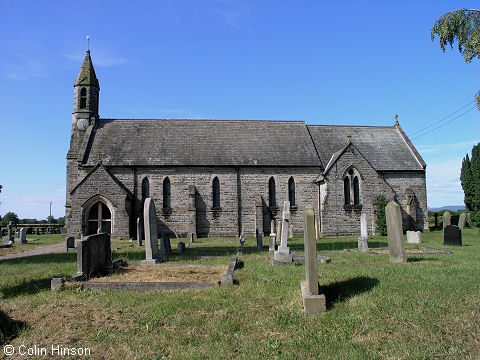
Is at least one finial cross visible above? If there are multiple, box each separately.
[395,113,398,121]
[86,35,91,51]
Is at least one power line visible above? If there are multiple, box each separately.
[411,99,475,136]
[411,105,477,140]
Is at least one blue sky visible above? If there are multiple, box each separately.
[0,0,479,219]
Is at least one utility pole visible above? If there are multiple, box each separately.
[49,201,52,223]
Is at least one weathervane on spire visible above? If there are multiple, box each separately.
[394,113,399,126]
[86,34,91,51]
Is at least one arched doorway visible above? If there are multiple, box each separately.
[87,201,112,235]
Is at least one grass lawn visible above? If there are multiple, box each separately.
[0,234,64,257]
[0,229,479,359]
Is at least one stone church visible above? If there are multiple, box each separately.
[65,51,429,239]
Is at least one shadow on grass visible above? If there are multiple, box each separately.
[323,276,379,310]
[0,309,27,345]
[0,252,77,265]
[407,257,439,263]
[1,277,52,299]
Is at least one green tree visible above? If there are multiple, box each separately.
[57,217,65,226]
[460,143,480,230]
[376,195,388,236]
[0,212,19,226]
[431,9,480,109]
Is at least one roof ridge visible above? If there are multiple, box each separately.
[98,118,307,124]
[307,124,395,128]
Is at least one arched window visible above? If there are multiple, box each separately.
[212,177,220,209]
[87,202,111,235]
[80,87,87,109]
[288,177,296,207]
[141,177,149,204]
[268,177,276,209]
[344,177,350,205]
[163,177,171,209]
[353,176,360,205]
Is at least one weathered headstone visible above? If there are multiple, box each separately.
[270,220,275,235]
[7,222,13,241]
[406,230,421,244]
[178,241,185,252]
[136,217,143,246]
[443,211,451,230]
[255,195,264,249]
[19,228,27,244]
[65,236,75,251]
[458,213,467,230]
[160,234,172,255]
[142,197,160,264]
[276,220,282,243]
[385,201,407,263]
[269,233,276,254]
[76,233,113,277]
[289,224,294,239]
[273,201,293,263]
[357,213,369,252]
[256,229,263,250]
[300,205,326,314]
[444,225,462,246]
[187,184,196,243]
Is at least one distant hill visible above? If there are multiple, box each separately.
[428,205,466,212]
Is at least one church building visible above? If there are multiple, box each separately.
[65,51,429,239]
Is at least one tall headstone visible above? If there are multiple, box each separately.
[300,205,326,314]
[289,224,294,239]
[458,213,467,230]
[273,201,293,263]
[443,211,451,230]
[7,222,13,241]
[142,197,160,264]
[187,184,196,243]
[276,220,282,243]
[385,201,407,263]
[405,188,416,230]
[444,225,462,246]
[270,220,275,235]
[136,217,143,246]
[19,228,27,244]
[358,213,369,252]
[255,194,263,249]
[269,220,276,253]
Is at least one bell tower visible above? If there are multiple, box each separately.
[66,50,100,236]
[73,50,100,128]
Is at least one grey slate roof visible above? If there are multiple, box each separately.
[84,119,322,167]
[307,125,424,171]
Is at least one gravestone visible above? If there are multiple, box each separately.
[160,234,172,255]
[187,184,197,243]
[385,201,406,263]
[289,224,293,239]
[357,213,369,252]
[300,205,326,314]
[458,213,467,230]
[269,233,276,254]
[76,233,113,277]
[407,230,421,244]
[178,241,185,252]
[136,217,143,246]
[443,225,462,246]
[255,195,263,249]
[276,220,282,243]
[142,197,160,264]
[19,228,27,244]
[443,211,451,230]
[270,220,275,235]
[65,236,75,251]
[273,201,293,263]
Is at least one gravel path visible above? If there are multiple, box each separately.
[0,243,68,262]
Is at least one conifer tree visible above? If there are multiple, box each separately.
[431,9,480,109]
[460,144,480,230]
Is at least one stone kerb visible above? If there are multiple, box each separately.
[76,233,113,278]
[300,205,326,314]
[385,201,407,263]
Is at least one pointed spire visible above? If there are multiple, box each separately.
[75,50,99,89]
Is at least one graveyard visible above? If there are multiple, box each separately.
[1,225,479,359]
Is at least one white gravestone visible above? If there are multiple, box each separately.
[142,197,160,264]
